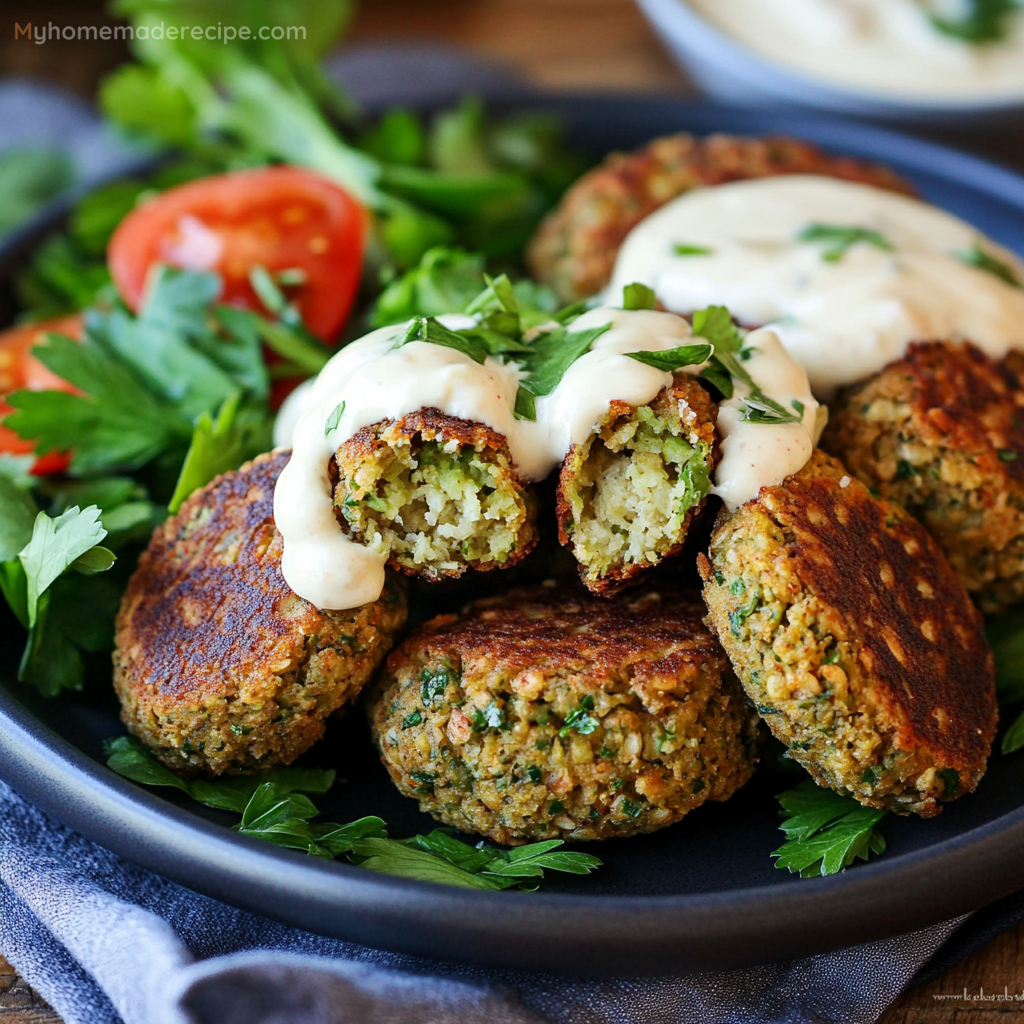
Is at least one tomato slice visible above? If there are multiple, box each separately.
[108,167,366,343]
[0,315,83,475]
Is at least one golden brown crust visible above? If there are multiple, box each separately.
[701,449,997,816]
[113,450,407,776]
[334,408,538,580]
[555,378,718,595]
[823,341,1024,612]
[368,585,761,844]
[527,133,915,302]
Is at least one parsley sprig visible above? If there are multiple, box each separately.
[796,224,894,263]
[105,736,601,890]
[0,494,116,696]
[690,306,804,425]
[772,781,887,877]
[984,613,1024,754]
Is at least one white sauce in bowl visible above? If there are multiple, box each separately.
[273,308,819,609]
[688,0,1024,101]
[607,175,1024,397]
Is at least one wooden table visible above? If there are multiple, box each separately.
[1,1,1022,1021]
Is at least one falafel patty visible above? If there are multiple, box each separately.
[823,341,1024,614]
[527,133,914,303]
[556,377,717,594]
[334,409,537,581]
[114,451,407,776]
[367,585,760,844]
[700,449,997,817]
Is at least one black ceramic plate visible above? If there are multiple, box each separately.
[2,97,1024,978]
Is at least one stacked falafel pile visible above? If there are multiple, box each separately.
[113,134,1008,851]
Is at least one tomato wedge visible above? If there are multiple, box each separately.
[0,315,83,475]
[108,167,366,343]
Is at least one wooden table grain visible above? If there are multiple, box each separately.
[1,1,1022,1021]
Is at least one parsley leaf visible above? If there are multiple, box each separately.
[984,613,1024,753]
[621,282,656,311]
[104,736,336,813]
[514,322,612,422]
[626,343,712,373]
[1,506,116,696]
[955,242,1024,290]
[105,736,601,889]
[168,392,273,514]
[772,781,887,877]
[796,223,894,263]
[930,0,1021,43]
[738,394,802,426]
[400,316,489,364]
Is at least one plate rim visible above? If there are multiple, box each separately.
[2,95,1024,977]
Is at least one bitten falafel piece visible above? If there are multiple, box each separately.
[556,377,717,595]
[333,409,537,581]
[700,449,997,818]
[367,585,761,845]
[823,341,1024,614]
[114,451,407,777]
[526,133,914,303]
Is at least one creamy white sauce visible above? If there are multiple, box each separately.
[712,328,821,510]
[689,0,1024,101]
[274,307,819,609]
[607,175,1024,397]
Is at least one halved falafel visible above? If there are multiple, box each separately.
[823,341,1024,614]
[699,449,997,817]
[527,133,914,303]
[556,377,717,594]
[333,409,537,581]
[114,451,407,777]
[367,585,760,845]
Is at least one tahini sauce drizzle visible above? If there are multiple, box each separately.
[273,308,819,609]
[688,0,1024,101]
[607,175,1024,397]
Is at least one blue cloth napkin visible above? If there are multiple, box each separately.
[0,778,992,1024]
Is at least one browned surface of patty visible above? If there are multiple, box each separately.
[555,376,717,595]
[526,133,915,302]
[701,449,997,816]
[824,341,1024,613]
[368,585,760,843]
[334,408,538,580]
[114,450,407,776]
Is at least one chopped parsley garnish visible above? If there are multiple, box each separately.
[548,800,565,815]
[400,315,489,364]
[772,781,887,877]
[930,0,1021,44]
[513,321,612,418]
[622,282,656,311]
[626,343,712,373]
[955,242,1024,290]
[527,766,543,783]
[401,710,422,729]
[796,223,894,263]
[105,736,600,889]
[673,243,713,256]
[738,394,803,426]
[324,400,346,436]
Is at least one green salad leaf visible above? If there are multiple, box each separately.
[105,736,602,889]
[0,149,74,236]
[772,781,887,877]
